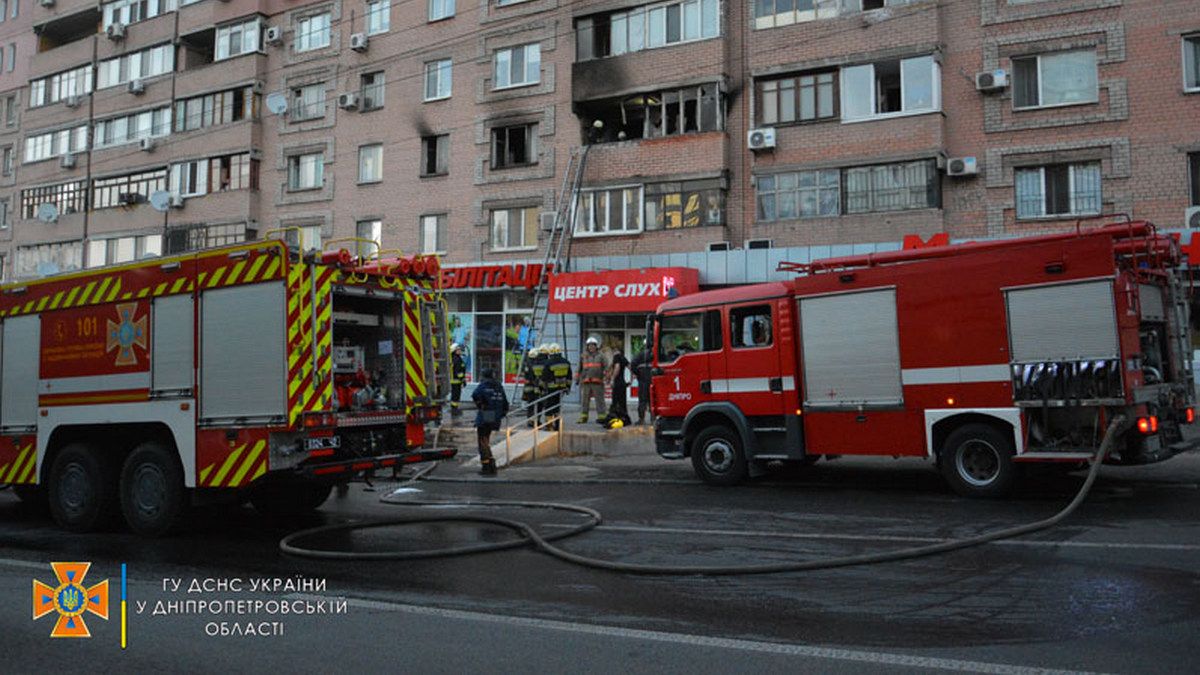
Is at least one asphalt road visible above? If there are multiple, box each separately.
[2,451,1199,674]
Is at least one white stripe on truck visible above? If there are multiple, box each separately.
[901,365,1010,386]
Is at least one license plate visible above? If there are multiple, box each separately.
[305,436,341,451]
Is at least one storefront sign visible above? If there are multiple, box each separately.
[548,268,699,314]
[440,264,553,290]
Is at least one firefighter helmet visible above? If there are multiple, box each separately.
[586,336,600,346]
[451,343,463,353]
[547,343,562,354]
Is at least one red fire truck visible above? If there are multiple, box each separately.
[0,239,453,534]
[651,222,1196,496]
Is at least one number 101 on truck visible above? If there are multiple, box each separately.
[0,239,454,534]
[649,222,1197,496]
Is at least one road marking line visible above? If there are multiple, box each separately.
[543,524,1200,552]
[287,592,1096,675]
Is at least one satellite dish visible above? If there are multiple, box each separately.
[149,190,172,212]
[36,203,59,223]
[265,92,288,116]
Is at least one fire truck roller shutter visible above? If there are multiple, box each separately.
[1005,280,1118,362]
[799,288,903,408]
[1138,284,1166,322]
[200,282,287,422]
[2,316,40,428]
[151,294,194,394]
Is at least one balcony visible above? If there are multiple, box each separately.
[33,0,101,28]
[29,34,95,80]
[582,131,727,184]
[95,13,178,62]
[165,188,259,231]
[175,52,265,99]
[759,111,945,168]
[572,38,724,103]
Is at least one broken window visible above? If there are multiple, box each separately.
[575,0,719,61]
[581,83,722,144]
[491,123,536,169]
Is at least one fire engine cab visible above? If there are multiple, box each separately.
[651,222,1197,496]
[0,239,453,534]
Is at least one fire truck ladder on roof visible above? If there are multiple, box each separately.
[509,145,590,407]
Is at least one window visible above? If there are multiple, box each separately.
[420,214,446,254]
[657,310,721,363]
[97,43,174,89]
[424,59,452,100]
[30,64,94,107]
[173,86,260,132]
[358,144,383,183]
[168,222,253,253]
[1,146,12,175]
[429,0,454,21]
[291,83,325,120]
[172,153,258,195]
[845,160,939,214]
[92,168,168,210]
[0,198,9,228]
[494,43,540,89]
[23,125,88,163]
[1015,163,1102,219]
[215,18,261,60]
[279,225,322,251]
[577,0,719,61]
[731,305,772,349]
[170,159,208,196]
[86,235,163,268]
[4,43,10,73]
[756,169,839,222]
[360,71,385,110]
[295,13,331,52]
[21,181,87,219]
[754,0,912,28]
[421,134,449,175]
[1183,35,1199,92]
[4,94,15,126]
[585,83,723,143]
[94,106,171,148]
[1012,50,1098,109]
[644,179,723,229]
[759,71,836,124]
[367,0,391,34]
[841,55,938,121]
[14,241,83,278]
[574,187,643,235]
[356,219,381,258]
[102,0,178,30]
[1191,152,1200,206]
[288,152,324,190]
[491,124,536,169]
[491,207,538,250]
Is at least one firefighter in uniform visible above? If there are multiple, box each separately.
[576,336,608,423]
[522,346,545,427]
[449,343,466,418]
[540,343,572,430]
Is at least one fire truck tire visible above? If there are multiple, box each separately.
[120,442,186,537]
[250,480,333,518]
[940,424,1017,498]
[47,443,120,532]
[691,425,748,486]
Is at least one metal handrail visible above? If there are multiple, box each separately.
[499,406,563,466]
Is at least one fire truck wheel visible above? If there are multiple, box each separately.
[120,442,186,537]
[250,480,334,518]
[47,443,120,532]
[940,424,1017,498]
[691,425,748,486]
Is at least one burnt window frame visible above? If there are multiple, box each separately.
[490,123,537,169]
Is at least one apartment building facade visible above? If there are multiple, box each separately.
[4,0,1199,381]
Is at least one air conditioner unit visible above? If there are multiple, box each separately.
[946,156,978,177]
[1187,206,1200,229]
[350,33,369,52]
[337,92,359,110]
[128,79,145,95]
[169,194,185,209]
[106,23,127,41]
[65,94,82,108]
[60,154,76,169]
[707,242,731,252]
[39,0,55,7]
[975,69,1009,92]
[139,137,156,152]
[747,127,776,152]
[264,26,282,45]
[539,212,557,231]
[745,239,773,250]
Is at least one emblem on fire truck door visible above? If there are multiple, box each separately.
[106,303,148,367]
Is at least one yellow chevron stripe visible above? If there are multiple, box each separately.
[199,463,213,483]
[3,445,29,482]
[137,287,150,298]
[197,272,207,287]
[228,440,265,487]
[243,255,267,283]
[22,299,34,314]
[75,281,97,306]
[153,282,168,296]
[209,444,245,487]
[207,266,227,288]
[251,458,267,481]
[121,292,133,300]
[170,277,187,294]
[105,278,122,303]
[63,285,81,307]
[187,282,195,291]
[91,277,113,305]
[17,448,37,484]
[36,296,49,311]
[224,260,246,286]
[262,257,281,280]
[12,445,34,483]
